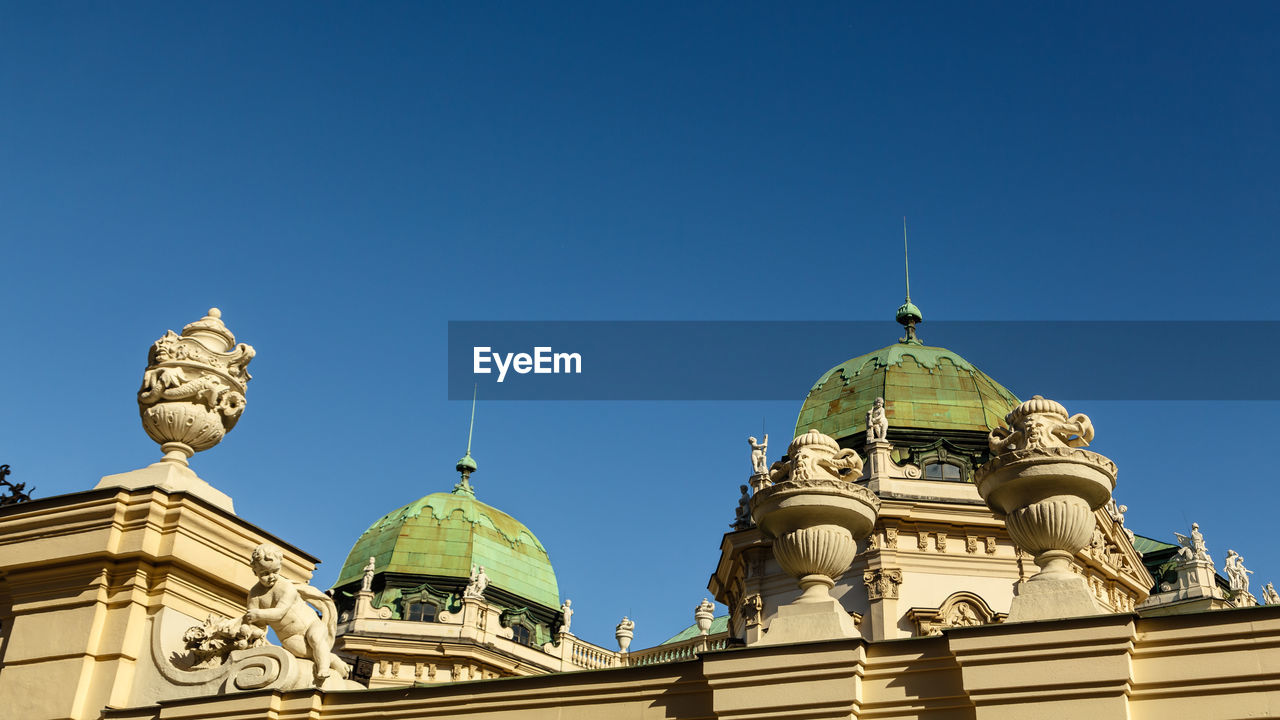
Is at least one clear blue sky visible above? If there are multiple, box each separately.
[2,2,1278,648]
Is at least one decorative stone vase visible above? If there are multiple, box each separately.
[615,618,634,652]
[975,396,1117,621]
[694,599,715,635]
[137,309,255,464]
[749,429,880,644]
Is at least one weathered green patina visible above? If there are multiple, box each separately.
[795,342,1021,440]
[334,488,560,610]
[660,615,730,644]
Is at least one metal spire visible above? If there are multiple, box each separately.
[903,216,911,302]
[895,217,924,344]
[454,385,478,496]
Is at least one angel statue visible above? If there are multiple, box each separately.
[243,544,349,683]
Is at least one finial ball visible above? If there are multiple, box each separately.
[208,308,222,318]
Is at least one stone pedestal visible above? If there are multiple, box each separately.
[0,486,318,719]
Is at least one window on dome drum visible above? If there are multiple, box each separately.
[924,462,963,482]
[405,601,437,622]
[511,624,532,646]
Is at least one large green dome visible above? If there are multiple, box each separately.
[335,488,560,610]
[796,342,1020,441]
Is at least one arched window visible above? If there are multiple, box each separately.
[924,462,963,482]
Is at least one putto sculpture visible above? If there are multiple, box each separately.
[750,429,879,644]
[138,308,255,464]
[175,543,354,691]
[560,599,573,633]
[243,544,350,683]
[866,397,889,444]
[975,396,1117,621]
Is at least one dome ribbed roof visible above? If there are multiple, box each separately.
[335,489,559,610]
[795,343,1020,440]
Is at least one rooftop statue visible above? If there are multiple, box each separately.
[1175,523,1212,563]
[748,435,769,476]
[243,544,350,684]
[464,564,490,599]
[560,600,573,633]
[730,484,753,530]
[866,397,889,444]
[1224,550,1254,595]
[1264,583,1280,605]
[360,556,376,593]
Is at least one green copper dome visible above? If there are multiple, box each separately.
[335,489,560,610]
[795,342,1020,440]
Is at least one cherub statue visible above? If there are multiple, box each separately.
[243,544,349,683]
[360,556,376,593]
[748,435,769,475]
[560,599,573,633]
[1175,523,1211,563]
[1224,550,1254,594]
[464,564,489,599]
[866,397,889,444]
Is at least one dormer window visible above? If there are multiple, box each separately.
[511,624,532,646]
[924,462,963,482]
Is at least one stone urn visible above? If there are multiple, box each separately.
[749,429,880,644]
[975,396,1117,621]
[137,308,256,464]
[615,617,634,653]
[695,598,715,635]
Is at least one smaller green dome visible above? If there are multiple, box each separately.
[335,489,559,610]
[795,343,1020,440]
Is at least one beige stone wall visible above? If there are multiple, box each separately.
[0,487,316,720]
[102,606,1280,720]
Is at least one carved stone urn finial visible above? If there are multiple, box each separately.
[749,429,879,644]
[975,396,1116,621]
[138,308,256,465]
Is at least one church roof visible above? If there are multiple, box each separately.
[795,342,1020,441]
[334,488,560,609]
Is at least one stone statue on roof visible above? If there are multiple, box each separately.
[560,599,573,633]
[1225,550,1254,595]
[1263,582,1280,605]
[866,397,889,444]
[243,544,350,684]
[731,484,754,531]
[464,564,489,599]
[360,556,376,593]
[749,435,769,476]
[1175,523,1211,563]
